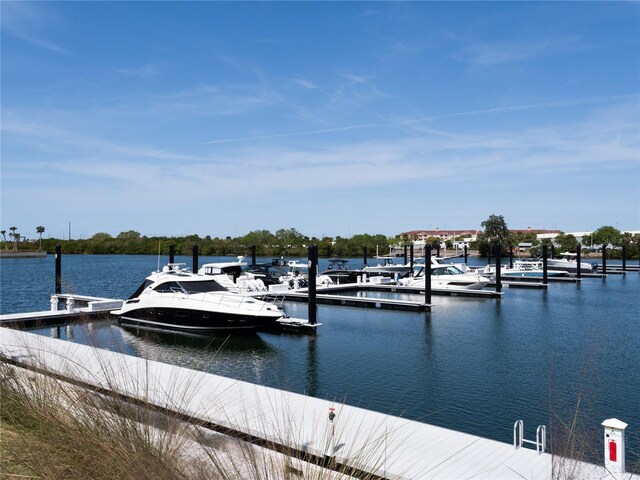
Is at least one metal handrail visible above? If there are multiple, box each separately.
[513,420,546,454]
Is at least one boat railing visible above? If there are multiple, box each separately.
[159,290,282,313]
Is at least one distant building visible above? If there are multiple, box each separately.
[399,227,562,243]
[400,229,481,243]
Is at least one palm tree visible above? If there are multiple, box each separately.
[0,230,6,250]
[9,226,17,251]
[36,226,45,251]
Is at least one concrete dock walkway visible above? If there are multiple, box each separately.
[0,328,636,480]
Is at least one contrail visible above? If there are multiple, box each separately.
[195,123,380,146]
[405,94,639,124]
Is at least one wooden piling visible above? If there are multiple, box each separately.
[192,245,199,273]
[308,245,317,325]
[55,245,61,294]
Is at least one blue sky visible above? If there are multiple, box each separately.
[1,2,638,240]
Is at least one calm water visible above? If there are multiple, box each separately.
[1,254,639,467]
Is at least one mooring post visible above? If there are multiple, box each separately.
[55,244,62,294]
[602,244,607,275]
[464,244,468,264]
[410,243,414,275]
[488,244,492,267]
[192,245,199,273]
[404,244,408,265]
[363,246,368,268]
[550,244,555,260]
[308,245,317,325]
[169,244,175,264]
[509,243,514,269]
[576,244,582,279]
[424,245,432,305]
[436,243,441,258]
[495,245,502,293]
[542,244,548,285]
[622,244,627,272]
[251,245,257,268]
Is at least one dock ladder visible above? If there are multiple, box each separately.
[513,420,546,454]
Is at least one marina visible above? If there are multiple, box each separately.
[1,252,639,477]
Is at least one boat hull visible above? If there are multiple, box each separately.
[118,306,279,333]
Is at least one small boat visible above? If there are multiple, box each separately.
[111,263,285,333]
[319,258,362,284]
[399,264,490,290]
[362,256,411,277]
[546,252,596,274]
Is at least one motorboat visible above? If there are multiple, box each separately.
[546,252,596,274]
[111,263,285,333]
[399,264,490,290]
[319,258,362,284]
[362,256,411,277]
[278,260,333,290]
[502,260,569,278]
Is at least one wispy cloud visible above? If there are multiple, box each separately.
[404,94,640,124]
[0,2,68,54]
[463,36,582,66]
[115,63,163,81]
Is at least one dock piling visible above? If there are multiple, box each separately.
[363,246,368,268]
[425,245,432,305]
[410,243,414,274]
[464,244,468,264]
[576,244,582,279]
[251,245,257,268]
[550,244,555,260]
[509,244,513,269]
[55,245,61,294]
[308,245,317,325]
[495,245,502,293]
[169,244,175,264]
[602,244,607,275]
[192,245,199,273]
[622,245,627,272]
[542,244,548,285]
[404,244,408,265]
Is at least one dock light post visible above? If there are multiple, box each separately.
[308,245,317,326]
[464,244,468,264]
[602,244,607,275]
[192,245,199,273]
[425,245,432,306]
[55,245,62,294]
[622,244,627,272]
[169,244,175,264]
[495,245,502,293]
[542,244,548,285]
[602,418,628,475]
[576,244,582,279]
[251,245,257,268]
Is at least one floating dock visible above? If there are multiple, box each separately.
[1,328,634,480]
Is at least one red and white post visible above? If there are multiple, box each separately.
[602,418,627,474]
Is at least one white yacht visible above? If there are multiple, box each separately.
[362,256,411,277]
[399,264,490,290]
[546,252,596,274]
[111,264,285,333]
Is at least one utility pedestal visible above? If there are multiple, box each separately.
[602,418,627,475]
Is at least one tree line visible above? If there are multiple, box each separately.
[2,218,638,258]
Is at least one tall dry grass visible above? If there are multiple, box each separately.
[0,326,395,480]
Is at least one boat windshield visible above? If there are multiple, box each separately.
[179,280,228,293]
[432,266,464,276]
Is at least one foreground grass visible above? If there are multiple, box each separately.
[0,356,387,480]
